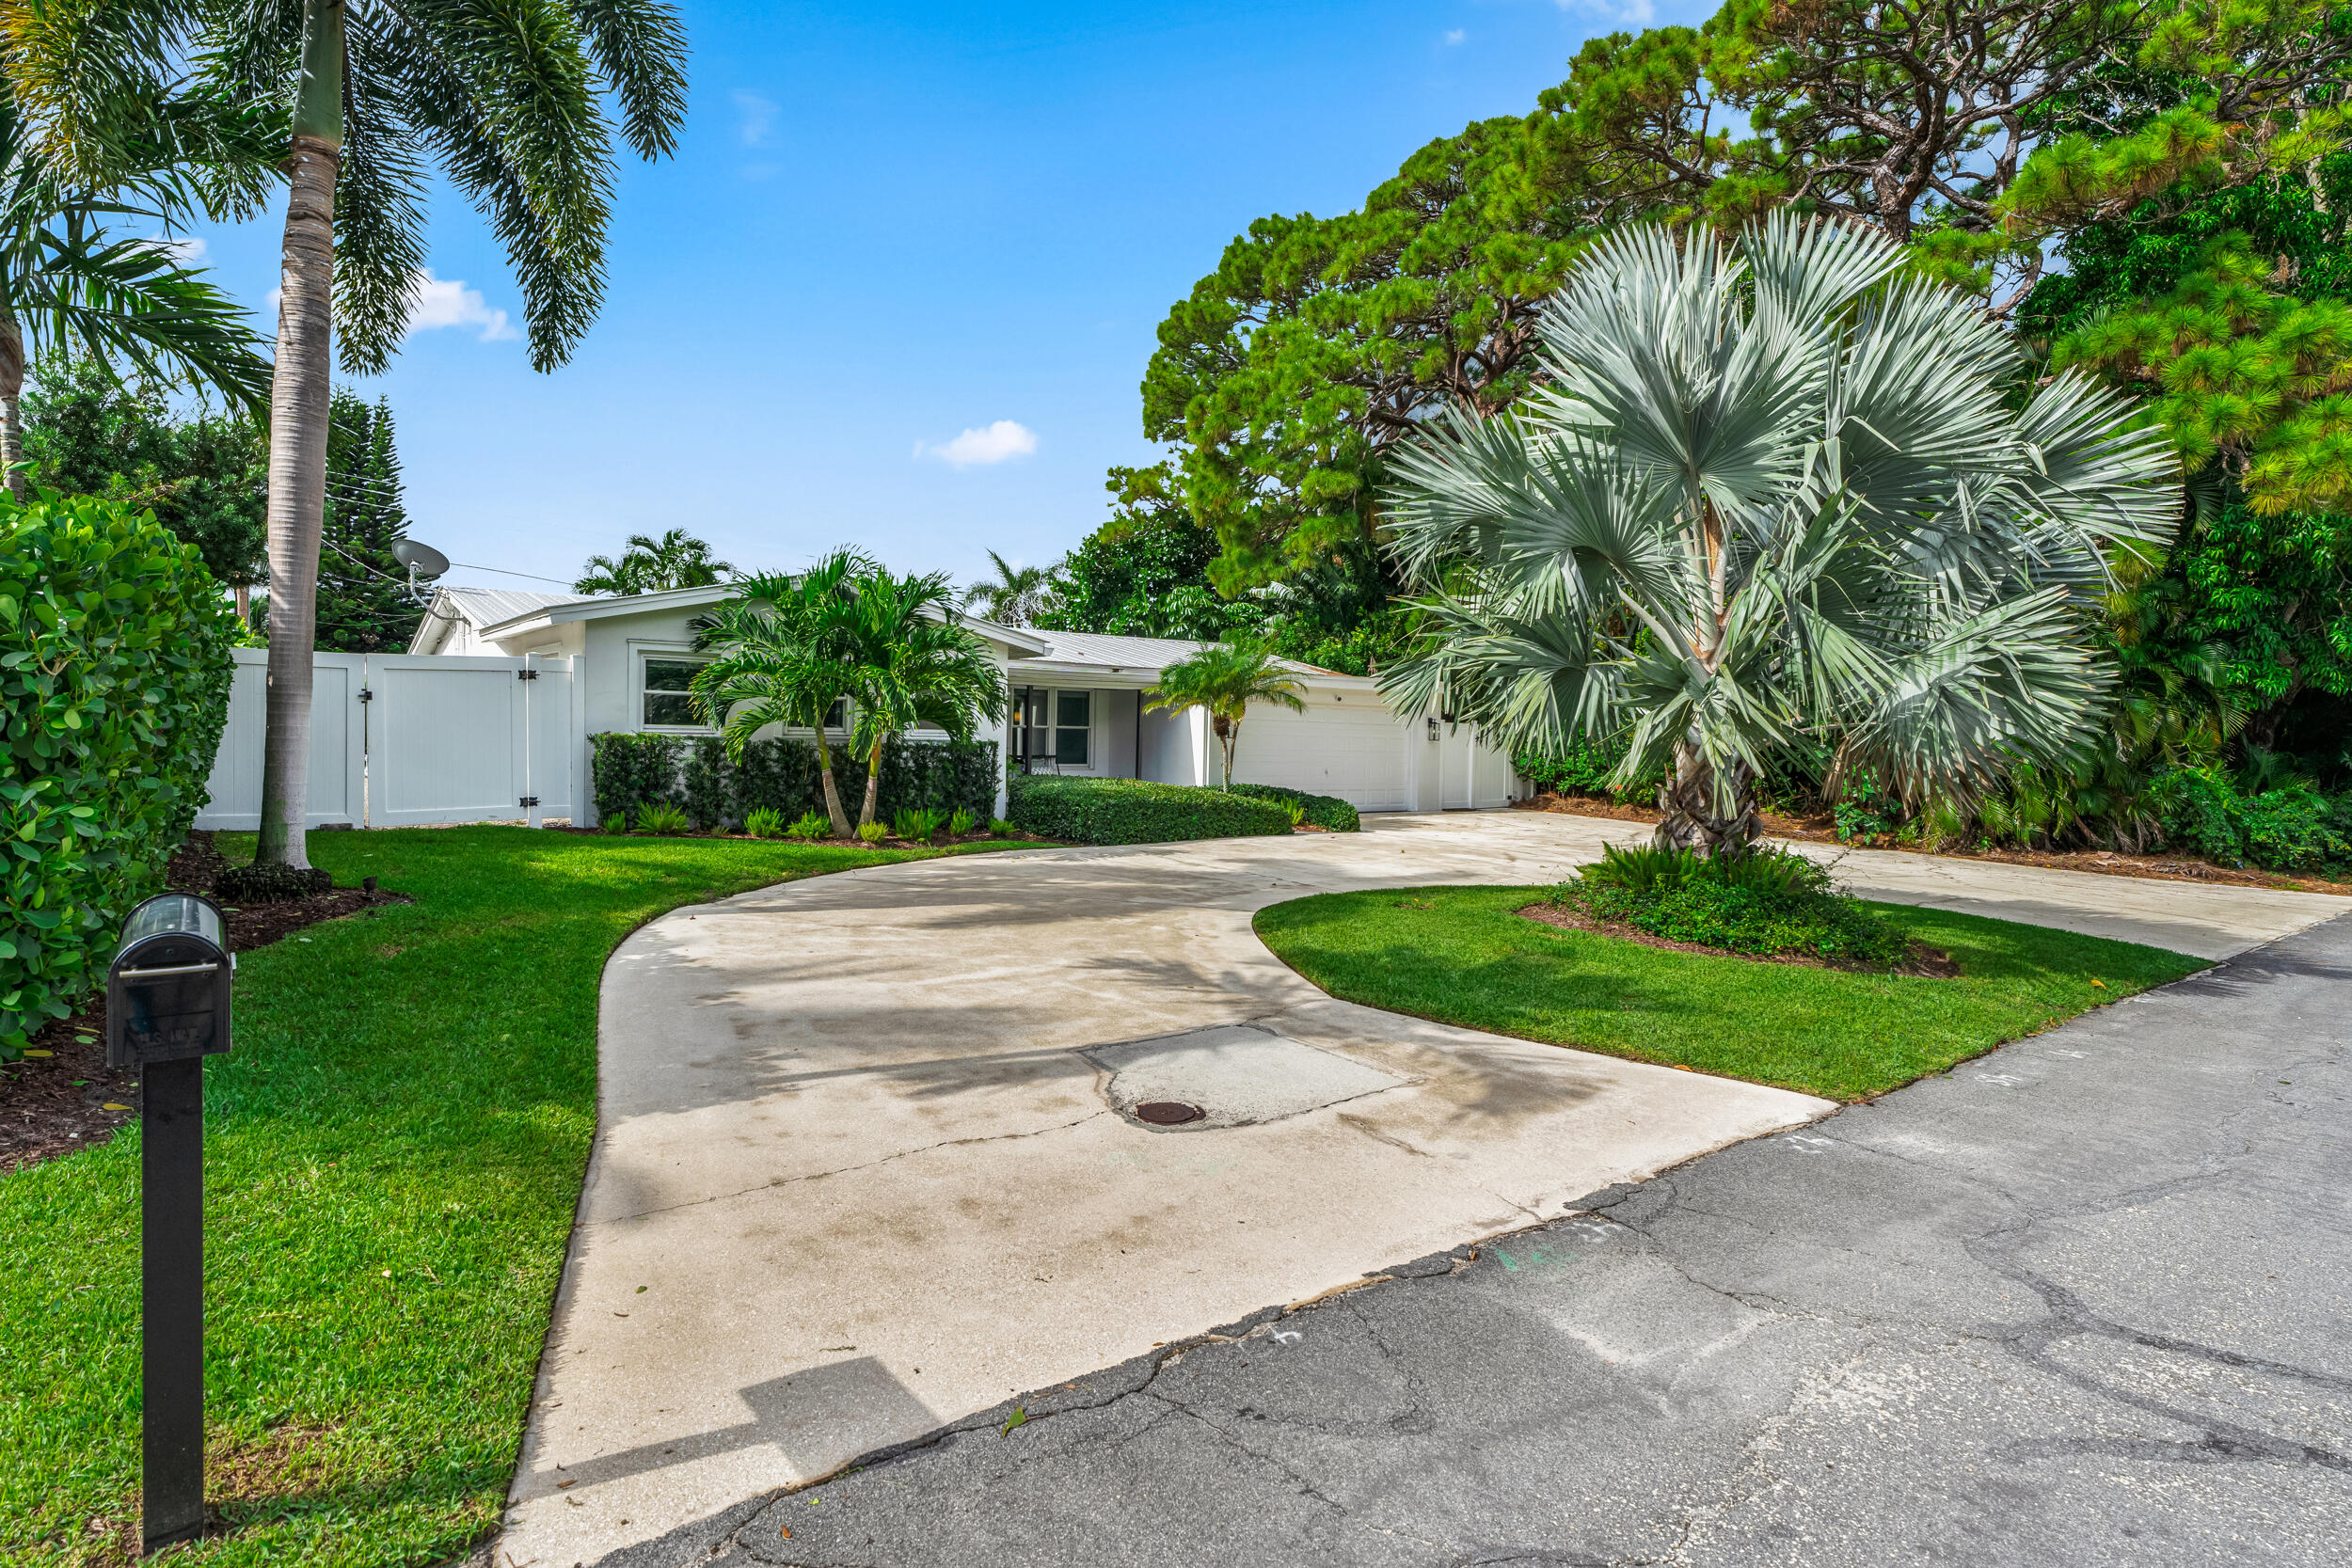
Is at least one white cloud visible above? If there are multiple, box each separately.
[1444,28,1467,44]
[139,233,208,262]
[1558,0,1652,21]
[915,420,1038,467]
[734,90,778,149]
[405,270,517,342]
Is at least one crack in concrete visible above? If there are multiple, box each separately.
[604,1111,1114,1224]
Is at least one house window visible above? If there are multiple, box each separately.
[1055,690,1090,766]
[642,657,709,729]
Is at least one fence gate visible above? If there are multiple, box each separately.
[197,651,582,831]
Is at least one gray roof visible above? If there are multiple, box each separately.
[1012,628,1340,677]
[440,586,582,625]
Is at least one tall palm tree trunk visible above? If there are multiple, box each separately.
[812,729,851,837]
[860,737,885,828]
[0,311,25,502]
[1654,741,1758,854]
[255,0,344,868]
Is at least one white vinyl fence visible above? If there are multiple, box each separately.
[197,648,584,831]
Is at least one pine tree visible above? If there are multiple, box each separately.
[314,390,424,653]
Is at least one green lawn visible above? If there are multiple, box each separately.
[1254,885,2207,1101]
[1,828,1025,1566]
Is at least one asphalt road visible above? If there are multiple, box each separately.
[587,912,2352,1568]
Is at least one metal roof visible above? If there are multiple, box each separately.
[438,585,581,626]
[1012,628,1343,678]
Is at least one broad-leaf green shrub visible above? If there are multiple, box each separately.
[590,733,998,830]
[1009,774,1291,845]
[2150,766,2349,870]
[1231,782,1360,832]
[1554,845,1910,964]
[1512,734,1664,800]
[1,493,235,1058]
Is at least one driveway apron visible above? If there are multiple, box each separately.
[498,812,2342,1564]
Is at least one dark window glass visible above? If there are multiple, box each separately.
[644,658,708,727]
[1056,689,1090,765]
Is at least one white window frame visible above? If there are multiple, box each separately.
[639,648,716,734]
[1016,686,1102,774]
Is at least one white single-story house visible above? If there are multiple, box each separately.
[407,584,1521,816]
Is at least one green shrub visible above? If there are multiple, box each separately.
[2151,766,2349,870]
[856,821,888,845]
[1,493,237,1058]
[949,807,977,836]
[1513,734,1663,801]
[1008,774,1292,845]
[893,805,948,843]
[989,816,1016,837]
[590,733,996,832]
[743,806,787,839]
[1558,844,1906,964]
[1231,782,1360,832]
[635,801,691,835]
[785,810,829,840]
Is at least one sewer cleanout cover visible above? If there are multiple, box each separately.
[1083,1025,1405,1130]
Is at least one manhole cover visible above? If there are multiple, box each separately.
[1134,1101,1205,1126]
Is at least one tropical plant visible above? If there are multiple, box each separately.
[1142,638,1306,790]
[634,801,690,835]
[785,809,829,840]
[0,87,270,500]
[575,527,734,596]
[743,805,786,839]
[1380,214,2179,852]
[855,821,887,845]
[961,548,1059,626]
[9,1,692,869]
[838,566,1009,830]
[689,549,873,837]
[893,805,948,843]
[989,816,1016,837]
[948,807,977,836]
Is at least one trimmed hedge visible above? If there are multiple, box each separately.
[1231,782,1360,832]
[591,731,998,832]
[1,494,236,1059]
[1008,774,1292,845]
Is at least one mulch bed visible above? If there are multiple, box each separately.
[1515,793,2352,897]
[0,832,412,1174]
[1517,899,1963,978]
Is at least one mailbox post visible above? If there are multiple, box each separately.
[106,893,233,1553]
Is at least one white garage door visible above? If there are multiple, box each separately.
[1232,699,1409,811]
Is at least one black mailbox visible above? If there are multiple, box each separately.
[106,892,233,1069]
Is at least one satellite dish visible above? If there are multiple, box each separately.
[391,539,451,578]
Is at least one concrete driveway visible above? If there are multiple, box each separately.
[498,812,2343,1566]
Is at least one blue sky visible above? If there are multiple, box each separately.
[175,0,1699,597]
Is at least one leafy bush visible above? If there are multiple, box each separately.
[635,802,691,835]
[743,806,787,839]
[1558,845,1907,964]
[215,863,332,904]
[1231,782,1360,832]
[591,733,997,832]
[786,810,829,840]
[856,821,888,845]
[1512,734,1663,800]
[989,816,1016,837]
[1008,774,1292,845]
[2150,766,2349,870]
[894,805,948,843]
[949,808,977,836]
[1,493,237,1058]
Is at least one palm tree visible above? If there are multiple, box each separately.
[962,549,1058,626]
[1144,639,1306,790]
[9,2,691,868]
[1380,214,2178,852]
[575,528,734,596]
[688,549,871,838]
[0,88,270,499]
[839,568,1009,829]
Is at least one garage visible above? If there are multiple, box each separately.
[1230,698,1410,811]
